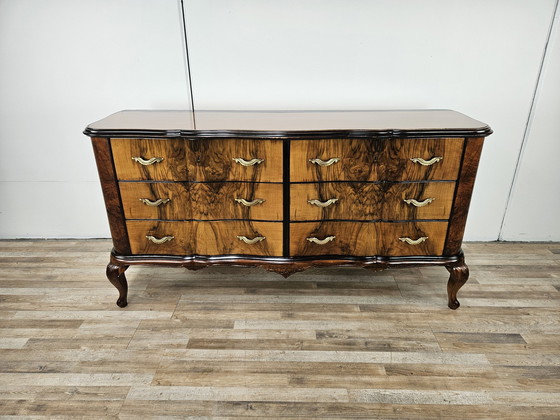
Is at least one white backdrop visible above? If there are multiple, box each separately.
[0,0,191,237]
[0,0,558,240]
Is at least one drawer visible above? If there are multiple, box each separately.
[186,139,283,182]
[189,182,283,220]
[126,221,283,256]
[290,221,448,256]
[290,182,455,221]
[112,138,283,182]
[194,221,283,256]
[120,182,189,220]
[112,138,187,181]
[127,221,193,255]
[291,138,464,182]
[120,182,283,221]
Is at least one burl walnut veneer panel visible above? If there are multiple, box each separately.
[290,182,456,221]
[289,221,448,257]
[185,139,283,183]
[290,138,464,182]
[127,220,283,256]
[112,138,188,181]
[112,138,282,182]
[119,182,283,221]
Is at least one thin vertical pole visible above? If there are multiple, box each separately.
[179,0,196,128]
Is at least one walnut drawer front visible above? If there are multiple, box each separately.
[119,182,283,221]
[291,138,464,182]
[111,138,282,182]
[290,221,448,256]
[126,220,282,256]
[112,138,188,181]
[290,182,455,221]
[126,221,192,255]
[194,220,283,256]
[186,139,283,182]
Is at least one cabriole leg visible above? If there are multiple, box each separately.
[445,258,469,310]
[106,263,129,308]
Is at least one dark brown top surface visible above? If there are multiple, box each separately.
[85,110,491,139]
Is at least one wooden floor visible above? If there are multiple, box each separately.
[0,241,559,419]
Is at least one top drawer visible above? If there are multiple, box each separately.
[187,138,282,182]
[111,138,283,182]
[291,138,464,182]
[112,138,187,181]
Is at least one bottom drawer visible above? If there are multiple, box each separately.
[126,221,283,256]
[290,222,448,257]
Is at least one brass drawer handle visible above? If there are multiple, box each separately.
[309,158,340,167]
[132,157,164,166]
[234,198,266,207]
[306,235,335,245]
[410,156,443,166]
[308,198,338,207]
[236,235,266,244]
[233,157,264,166]
[398,236,428,245]
[139,198,171,207]
[146,235,174,244]
[403,198,435,207]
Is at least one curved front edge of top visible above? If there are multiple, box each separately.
[84,126,493,139]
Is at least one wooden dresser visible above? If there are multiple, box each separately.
[85,110,491,309]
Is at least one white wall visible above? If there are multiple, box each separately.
[501,2,560,241]
[0,0,191,237]
[0,0,558,241]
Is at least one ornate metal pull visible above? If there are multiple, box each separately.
[403,198,435,207]
[236,235,266,244]
[233,157,264,166]
[306,236,336,245]
[146,235,174,244]
[234,198,265,207]
[139,198,171,207]
[309,158,340,167]
[398,236,428,245]
[410,156,443,166]
[308,198,338,207]
[132,157,164,166]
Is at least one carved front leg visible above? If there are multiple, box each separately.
[106,263,129,308]
[445,259,469,310]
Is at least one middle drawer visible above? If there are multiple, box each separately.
[120,182,283,221]
[291,182,455,221]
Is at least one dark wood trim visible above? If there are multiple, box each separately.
[84,127,493,140]
[110,251,461,270]
[91,137,131,254]
[443,137,485,255]
[118,179,455,185]
[119,180,284,185]
[289,219,449,224]
[282,139,290,257]
[126,218,283,223]
[289,180,457,185]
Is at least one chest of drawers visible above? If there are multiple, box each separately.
[85,110,491,309]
